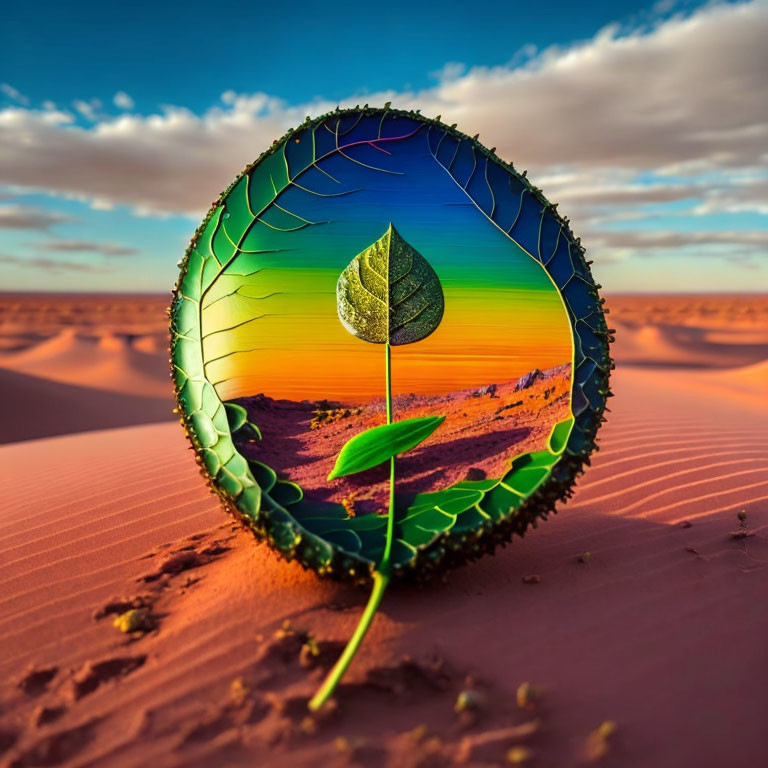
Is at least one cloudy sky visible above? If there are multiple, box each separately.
[1,0,766,293]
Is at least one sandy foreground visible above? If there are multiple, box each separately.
[0,294,766,767]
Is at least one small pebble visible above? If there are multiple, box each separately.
[113,608,153,634]
[585,720,618,762]
[516,682,539,709]
[507,745,534,764]
[230,677,250,704]
[455,689,487,713]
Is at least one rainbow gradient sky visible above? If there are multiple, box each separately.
[201,127,572,403]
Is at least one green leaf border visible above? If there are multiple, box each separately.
[169,106,613,584]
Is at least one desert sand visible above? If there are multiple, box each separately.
[0,293,766,767]
[0,294,172,444]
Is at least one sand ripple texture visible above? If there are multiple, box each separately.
[0,357,766,767]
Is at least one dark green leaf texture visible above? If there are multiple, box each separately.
[336,223,445,346]
[327,416,445,480]
[225,402,262,440]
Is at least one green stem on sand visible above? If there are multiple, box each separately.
[308,343,396,712]
[307,570,390,711]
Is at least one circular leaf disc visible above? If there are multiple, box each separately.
[170,107,612,582]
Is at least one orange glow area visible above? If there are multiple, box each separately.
[207,276,572,402]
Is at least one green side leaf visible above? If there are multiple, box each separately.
[548,416,574,454]
[327,415,445,480]
[224,402,248,432]
[224,403,262,440]
[247,459,277,492]
[405,486,485,517]
[270,479,304,507]
[336,223,445,346]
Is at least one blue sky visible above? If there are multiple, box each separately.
[1,0,766,293]
[5,0,698,111]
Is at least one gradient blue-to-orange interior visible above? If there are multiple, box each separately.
[201,123,572,403]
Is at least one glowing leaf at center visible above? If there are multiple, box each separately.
[336,223,445,345]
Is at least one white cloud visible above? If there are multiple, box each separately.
[0,83,29,105]
[44,238,137,256]
[0,204,76,230]
[540,172,768,234]
[72,98,102,121]
[653,0,677,14]
[0,1,765,273]
[414,1,768,174]
[585,229,768,251]
[691,177,768,216]
[113,91,134,110]
[0,253,108,273]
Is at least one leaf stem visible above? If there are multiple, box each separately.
[385,341,393,423]
[308,344,398,711]
[307,570,390,711]
[382,342,395,569]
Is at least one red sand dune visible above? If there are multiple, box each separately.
[1,304,767,766]
[0,293,766,767]
[607,293,768,369]
[0,295,173,443]
[0,368,174,445]
[1,292,765,440]
[0,329,170,398]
